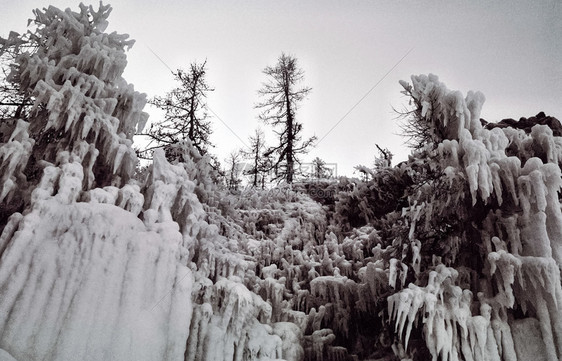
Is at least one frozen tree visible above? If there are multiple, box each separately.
[0,5,203,361]
[242,128,271,188]
[2,3,562,359]
[256,53,316,183]
[384,75,562,361]
[139,60,213,159]
[396,76,455,151]
[0,2,147,200]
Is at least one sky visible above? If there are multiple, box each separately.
[2,0,561,177]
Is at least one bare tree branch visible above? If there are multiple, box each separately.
[140,60,214,158]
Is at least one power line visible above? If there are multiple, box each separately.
[207,107,249,149]
[145,44,174,73]
[315,47,414,147]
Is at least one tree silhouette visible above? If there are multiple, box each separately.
[225,150,243,191]
[256,53,316,183]
[138,60,213,159]
[311,157,332,179]
[242,128,271,188]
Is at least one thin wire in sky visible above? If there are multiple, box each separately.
[207,107,249,148]
[315,47,414,147]
[146,44,174,73]
[145,43,249,149]
[149,270,191,311]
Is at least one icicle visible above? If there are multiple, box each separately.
[404,285,424,350]
[0,179,15,204]
[465,90,485,134]
[55,161,84,203]
[489,163,502,206]
[400,263,408,288]
[411,239,421,275]
[531,124,558,164]
[389,258,399,289]
[8,119,30,143]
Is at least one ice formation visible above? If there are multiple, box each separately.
[0,5,314,361]
[389,74,562,361]
[0,4,561,361]
[0,4,190,361]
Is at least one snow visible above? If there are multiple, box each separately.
[510,318,548,361]
[0,119,34,203]
[0,350,16,361]
[393,74,562,361]
[0,198,192,361]
[1,3,562,361]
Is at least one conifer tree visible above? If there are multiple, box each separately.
[242,128,270,187]
[225,150,242,191]
[0,2,147,203]
[139,60,213,159]
[311,157,331,179]
[256,53,316,183]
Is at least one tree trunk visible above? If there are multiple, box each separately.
[285,81,294,184]
[188,84,196,142]
[253,150,259,187]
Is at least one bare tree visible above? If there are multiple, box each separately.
[242,128,271,188]
[225,150,243,191]
[138,60,213,159]
[256,53,316,183]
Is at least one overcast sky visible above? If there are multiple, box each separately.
[3,0,561,177]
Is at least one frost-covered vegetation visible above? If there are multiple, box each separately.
[0,4,561,361]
